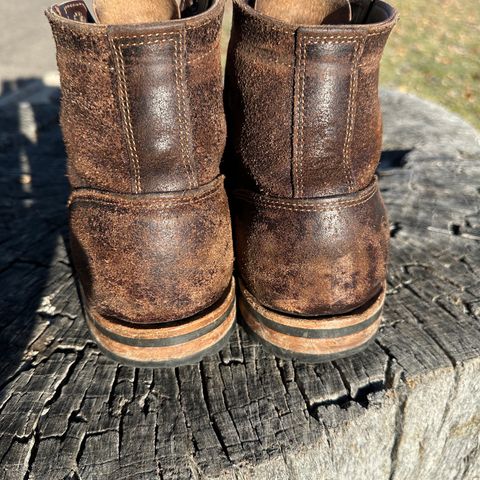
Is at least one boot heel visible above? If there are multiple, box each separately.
[238,280,384,363]
[83,280,236,368]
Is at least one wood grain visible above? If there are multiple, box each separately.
[0,81,479,479]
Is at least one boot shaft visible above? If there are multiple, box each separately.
[46,0,226,194]
[225,0,397,198]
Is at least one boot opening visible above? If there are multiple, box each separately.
[51,0,214,24]
[252,0,351,25]
[93,0,181,23]
[251,0,392,25]
[359,1,394,24]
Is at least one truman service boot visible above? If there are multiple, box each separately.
[225,0,397,361]
[46,0,235,366]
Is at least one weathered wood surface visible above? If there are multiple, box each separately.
[0,79,479,480]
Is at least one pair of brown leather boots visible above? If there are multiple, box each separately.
[46,0,397,366]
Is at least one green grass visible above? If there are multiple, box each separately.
[222,0,480,130]
[381,0,480,129]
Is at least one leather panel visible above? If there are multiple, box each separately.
[225,1,297,197]
[70,178,233,324]
[293,35,359,197]
[47,16,133,192]
[186,6,226,186]
[233,180,389,316]
[111,31,195,193]
[350,29,392,190]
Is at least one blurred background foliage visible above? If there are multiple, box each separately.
[381,0,479,129]
[221,0,480,129]
[1,1,478,129]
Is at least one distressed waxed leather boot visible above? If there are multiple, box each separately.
[46,0,235,366]
[225,0,397,361]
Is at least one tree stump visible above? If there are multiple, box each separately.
[0,79,479,480]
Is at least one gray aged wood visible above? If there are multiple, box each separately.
[0,79,479,480]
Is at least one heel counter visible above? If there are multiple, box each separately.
[70,178,234,324]
[233,179,389,316]
[47,1,227,195]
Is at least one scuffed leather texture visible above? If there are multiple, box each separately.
[46,0,226,193]
[46,0,233,327]
[47,18,132,193]
[224,5,297,197]
[294,22,394,197]
[225,0,397,316]
[233,180,389,316]
[70,178,233,324]
[225,0,397,198]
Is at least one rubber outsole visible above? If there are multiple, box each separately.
[239,280,384,363]
[82,279,236,368]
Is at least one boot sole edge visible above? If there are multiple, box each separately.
[83,279,236,367]
[238,280,384,363]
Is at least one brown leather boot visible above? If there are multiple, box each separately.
[46,0,235,367]
[225,0,397,361]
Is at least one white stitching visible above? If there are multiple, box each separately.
[115,38,176,47]
[70,179,223,209]
[298,35,364,194]
[187,39,220,65]
[302,29,392,43]
[112,41,142,193]
[113,32,174,41]
[111,32,196,190]
[174,32,195,189]
[342,40,362,191]
[292,36,305,198]
[235,182,377,212]
[298,37,308,197]
[63,2,87,15]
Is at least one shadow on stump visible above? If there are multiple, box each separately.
[0,78,68,398]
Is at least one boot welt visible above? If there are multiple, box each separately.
[239,279,384,363]
[81,279,236,367]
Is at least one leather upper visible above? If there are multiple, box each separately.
[225,0,397,198]
[70,178,233,323]
[47,0,233,325]
[233,179,389,316]
[47,0,226,194]
[225,0,397,316]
